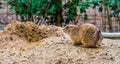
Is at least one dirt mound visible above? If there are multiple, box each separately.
[39,25,65,37]
[0,37,120,64]
[3,20,42,42]
[0,21,120,64]
[2,20,65,42]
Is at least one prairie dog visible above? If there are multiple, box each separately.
[79,23,103,48]
[63,23,103,48]
[63,25,82,45]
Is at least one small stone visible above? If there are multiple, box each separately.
[10,36,13,41]
[110,57,113,60]
[105,53,108,56]
[20,48,25,51]
[10,53,16,56]
[89,56,95,58]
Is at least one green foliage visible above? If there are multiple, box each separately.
[0,2,2,9]
[8,0,82,25]
[7,0,120,25]
[81,0,120,17]
[64,0,93,23]
[94,0,120,17]
[8,0,48,21]
[79,1,91,13]
[64,0,81,23]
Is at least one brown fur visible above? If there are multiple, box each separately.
[63,23,103,48]
[63,25,82,45]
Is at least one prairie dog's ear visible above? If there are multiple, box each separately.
[63,25,69,30]
[63,25,78,29]
[65,25,69,28]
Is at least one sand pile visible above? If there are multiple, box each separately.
[39,25,65,37]
[3,21,42,42]
[2,20,65,42]
[0,21,120,64]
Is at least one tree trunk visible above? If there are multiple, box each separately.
[103,6,107,32]
[94,8,97,25]
[106,7,112,32]
[55,0,63,27]
[28,14,33,21]
[21,16,25,22]
[55,10,63,26]
[116,2,120,31]
[101,9,104,31]
[116,13,120,31]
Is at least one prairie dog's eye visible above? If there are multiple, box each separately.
[98,30,101,33]
[64,26,69,29]
[66,26,69,28]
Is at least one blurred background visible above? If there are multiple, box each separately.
[0,0,120,32]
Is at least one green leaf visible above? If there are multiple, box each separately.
[116,9,120,13]
[21,0,26,3]
[99,0,103,3]
[80,8,85,13]
[47,4,56,15]
[0,2,2,5]
[93,0,98,3]
[21,14,25,17]
[117,0,120,2]
[92,2,99,8]
[98,6,103,12]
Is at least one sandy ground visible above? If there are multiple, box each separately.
[0,32,120,64]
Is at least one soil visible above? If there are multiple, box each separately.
[0,35,120,64]
[0,22,120,64]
